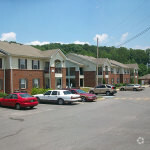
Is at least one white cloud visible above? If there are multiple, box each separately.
[26,41,50,46]
[0,32,16,41]
[120,32,128,42]
[93,34,108,43]
[73,40,90,45]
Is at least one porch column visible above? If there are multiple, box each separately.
[62,68,66,89]
[50,67,55,89]
[75,71,79,88]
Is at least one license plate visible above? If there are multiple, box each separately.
[30,100,34,102]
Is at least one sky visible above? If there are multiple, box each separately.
[0,0,150,49]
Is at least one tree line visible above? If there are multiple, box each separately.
[33,43,150,76]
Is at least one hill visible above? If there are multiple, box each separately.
[32,43,150,76]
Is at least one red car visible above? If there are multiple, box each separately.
[69,89,97,102]
[0,93,38,110]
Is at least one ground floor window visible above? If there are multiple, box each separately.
[111,78,114,84]
[20,79,27,89]
[80,79,84,87]
[66,78,76,88]
[33,78,40,88]
[117,78,120,84]
[0,79,3,90]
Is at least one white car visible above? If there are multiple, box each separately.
[33,90,81,105]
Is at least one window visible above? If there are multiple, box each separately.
[33,78,40,88]
[52,91,57,95]
[32,60,40,69]
[11,94,18,99]
[70,67,75,76]
[71,90,77,94]
[19,93,32,98]
[63,91,71,95]
[117,68,119,74]
[117,78,120,83]
[111,78,114,84]
[0,79,3,90]
[20,79,27,89]
[80,67,84,75]
[111,68,114,74]
[98,67,102,75]
[44,91,52,95]
[18,59,27,69]
[105,66,108,75]
[0,58,2,69]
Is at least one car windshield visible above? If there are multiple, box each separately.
[19,93,33,98]
[76,89,86,94]
[63,91,72,95]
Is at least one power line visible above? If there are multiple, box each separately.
[117,25,150,47]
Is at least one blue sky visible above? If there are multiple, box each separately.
[0,0,150,49]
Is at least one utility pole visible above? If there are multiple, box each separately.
[97,37,99,86]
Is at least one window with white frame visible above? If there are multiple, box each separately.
[0,79,3,90]
[18,59,27,69]
[33,78,40,88]
[32,60,39,69]
[117,68,119,74]
[111,68,114,74]
[20,79,27,89]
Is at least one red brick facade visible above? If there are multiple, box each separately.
[5,69,44,94]
[84,71,96,87]
[75,71,79,88]
[62,68,66,89]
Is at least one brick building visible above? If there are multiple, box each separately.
[0,41,139,94]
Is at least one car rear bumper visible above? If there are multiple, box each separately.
[21,102,38,107]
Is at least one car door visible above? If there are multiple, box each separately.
[49,91,59,102]
[42,91,52,101]
[9,94,19,107]
[2,94,12,106]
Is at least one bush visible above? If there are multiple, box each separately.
[31,88,52,95]
[0,93,7,98]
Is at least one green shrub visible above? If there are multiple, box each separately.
[31,88,52,95]
[0,93,7,98]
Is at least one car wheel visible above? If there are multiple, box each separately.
[15,104,21,110]
[133,88,137,91]
[36,97,41,103]
[0,102,1,106]
[106,91,110,96]
[89,91,94,94]
[30,106,34,109]
[120,88,124,91]
[57,99,64,105]
[81,97,86,102]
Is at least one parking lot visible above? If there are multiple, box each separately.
[0,87,150,150]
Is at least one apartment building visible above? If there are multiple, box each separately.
[0,41,138,94]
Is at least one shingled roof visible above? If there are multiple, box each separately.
[126,64,139,69]
[139,74,150,80]
[109,60,129,68]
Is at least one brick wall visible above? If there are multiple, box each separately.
[75,71,79,88]
[62,68,66,89]
[11,69,44,94]
[84,71,96,87]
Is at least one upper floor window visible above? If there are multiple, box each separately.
[98,67,102,75]
[105,66,108,75]
[111,68,114,74]
[0,58,2,69]
[0,79,3,90]
[117,68,119,74]
[18,59,27,69]
[32,60,40,69]
[80,67,84,75]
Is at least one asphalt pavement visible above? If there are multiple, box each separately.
[0,87,150,150]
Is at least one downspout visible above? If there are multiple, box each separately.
[9,56,13,93]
